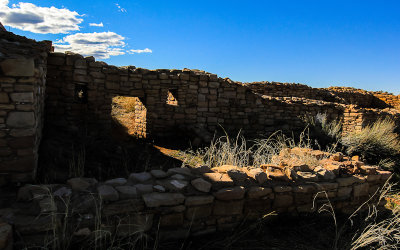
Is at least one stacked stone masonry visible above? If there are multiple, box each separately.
[0,32,50,182]
[1,31,400,182]
[3,149,392,246]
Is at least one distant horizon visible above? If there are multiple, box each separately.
[1,0,399,95]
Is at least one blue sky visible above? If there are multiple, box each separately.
[1,0,399,94]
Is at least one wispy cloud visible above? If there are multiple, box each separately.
[54,32,126,59]
[89,22,104,27]
[115,3,127,13]
[129,48,153,54]
[0,0,83,34]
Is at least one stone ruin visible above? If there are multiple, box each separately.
[0,30,398,248]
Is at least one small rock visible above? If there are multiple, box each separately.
[247,186,273,199]
[171,174,186,180]
[170,180,188,190]
[150,170,168,179]
[97,185,119,201]
[53,187,72,197]
[314,166,336,180]
[39,197,57,213]
[129,172,152,183]
[296,171,319,181]
[202,173,234,189]
[153,185,166,192]
[105,178,127,186]
[191,178,212,192]
[115,186,138,199]
[193,165,212,174]
[167,167,192,176]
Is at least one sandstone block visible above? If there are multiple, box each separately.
[337,187,352,198]
[0,58,34,76]
[336,176,365,187]
[134,184,153,195]
[6,112,35,128]
[185,195,214,206]
[202,173,234,189]
[248,168,268,184]
[0,93,9,103]
[129,172,152,183]
[213,200,244,215]
[98,185,119,201]
[353,183,369,198]
[191,178,212,192]
[150,169,168,179]
[273,194,293,208]
[115,186,138,199]
[214,186,245,200]
[105,178,127,186]
[247,186,273,199]
[186,205,213,220]
[142,193,185,207]
[67,177,97,192]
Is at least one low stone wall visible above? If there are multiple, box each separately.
[0,32,50,183]
[3,149,391,247]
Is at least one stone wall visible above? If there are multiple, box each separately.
[0,32,50,183]
[45,52,348,143]
[6,149,391,247]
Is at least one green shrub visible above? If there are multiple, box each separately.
[341,117,400,163]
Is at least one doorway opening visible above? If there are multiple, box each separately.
[111,96,147,138]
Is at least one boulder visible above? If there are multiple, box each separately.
[191,178,212,192]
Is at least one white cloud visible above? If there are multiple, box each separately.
[89,22,103,27]
[115,3,127,13]
[0,0,83,34]
[129,48,153,54]
[54,32,126,59]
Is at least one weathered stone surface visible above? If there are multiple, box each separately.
[103,199,144,216]
[292,185,316,193]
[248,168,268,184]
[13,215,55,234]
[167,167,192,176]
[150,169,168,179]
[185,195,214,206]
[67,178,96,192]
[226,169,248,182]
[296,171,318,181]
[353,183,369,198]
[10,92,34,103]
[186,205,213,220]
[97,185,119,201]
[336,176,365,187]
[169,179,188,190]
[214,186,245,200]
[115,186,138,199]
[171,174,186,180]
[314,166,335,180]
[273,194,293,208]
[105,178,127,186]
[273,185,292,193]
[153,185,166,192]
[39,197,57,213]
[0,92,9,103]
[247,186,273,199]
[6,112,35,128]
[160,213,184,227]
[134,184,153,195]
[337,187,353,198]
[129,172,152,183]
[191,178,212,192]
[0,58,34,76]
[142,192,185,207]
[213,200,244,215]
[202,173,234,189]
[53,187,72,197]
[0,221,12,250]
